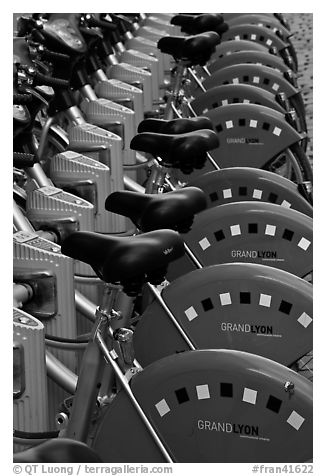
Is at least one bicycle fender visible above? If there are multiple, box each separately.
[210,39,267,62]
[168,264,311,363]
[227,14,292,38]
[130,349,312,462]
[134,263,312,369]
[168,201,312,279]
[92,349,312,462]
[203,103,304,169]
[191,83,285,115]
[223,24,290,52]
[208,50,291,75]
[203,63,299,98]
[188,167,313,217]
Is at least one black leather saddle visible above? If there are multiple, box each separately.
[157,31,220,65]
[130,129,219,174]
[171,14,229,36]
[61,229,185,295]
[13,438,102,463]
[105,187,207,233]
[137,116,213,134]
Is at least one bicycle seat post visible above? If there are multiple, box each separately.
[164,61,187,120]
[144,159,170,194]
[64,284,122,442]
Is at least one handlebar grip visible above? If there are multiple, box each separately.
[13,152,39,168]
[13,93,33,104]
[33,71,69,89]
[41,49,71,63]
[87,16,118,31]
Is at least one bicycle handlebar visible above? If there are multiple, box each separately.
[86,15,118,31]
[13,152,39,168]
[41,48,71,63]
[13,93,33,104]
[33,70,69,89]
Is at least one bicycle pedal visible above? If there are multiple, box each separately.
[79,98,137,174]
[106,63,153,112]
[94,79,144,125]
[118,50,160,102]
[25,186,95,275]
[13,308,49,448]
[50,151,123,233]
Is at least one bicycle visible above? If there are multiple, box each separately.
[13,13,314,460]
[41,228,312,463]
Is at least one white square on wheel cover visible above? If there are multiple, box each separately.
[242,387,257,405]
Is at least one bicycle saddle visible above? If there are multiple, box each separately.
[13,438,102,463]
[130,129,219,174]
[105,187,207,233]
[171,14,229,35]
[157,32,220,65]
[61,229,185,295]
[137,116,213,134]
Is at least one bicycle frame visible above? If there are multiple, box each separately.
[62,284,174,462]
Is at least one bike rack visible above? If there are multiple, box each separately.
[13,308,49,444]
[106,63,153,112]
[79,98,137,177]
[50,151,115,233]
[92,349,312,462]
[94,79,144,125]
[125,36,165,85]
[119,49,160,102]
[13,232,77,429]
[188,168,313,217]
[134,263,312,368]
[168,201,312,279]
[25,185,95,275]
